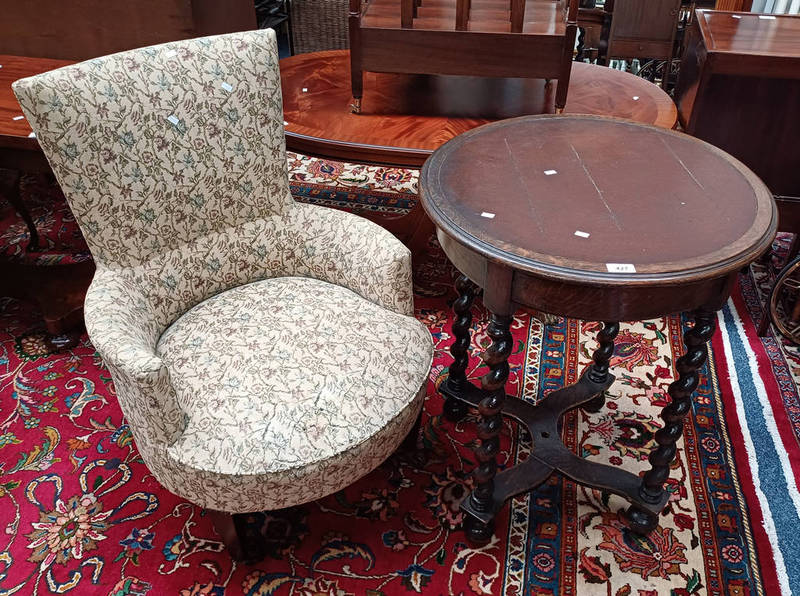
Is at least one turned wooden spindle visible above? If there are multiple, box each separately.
[465,313,513,542]
[510,0,526,33]
[625,310,716,532]
[401,0,414,28]
[456,0,470,30]
[444,275,478,421]
[349,0,363,113]
[584,321,619,412]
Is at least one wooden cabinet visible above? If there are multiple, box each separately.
[606,0,683,60]
[0,0,256,60]
[675,10,800,223]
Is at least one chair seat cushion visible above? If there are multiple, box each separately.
[156,277,433,485]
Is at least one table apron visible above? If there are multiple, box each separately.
[510,271,734,321]
[437,228,735,321]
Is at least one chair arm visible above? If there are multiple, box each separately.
[282,203,416,316]
[84,267,185,447]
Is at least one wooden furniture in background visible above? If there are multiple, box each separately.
[675,11,800,245]
[0,0,256,60]
[606,0,682,62]
[580,0,683,88]
[348,0,580,113]
[420,114,776,542]
[714,0,753,10]
[0,55,94,338]
[677,10,800,338]
[281,50,678,166]
[281,49,677,258]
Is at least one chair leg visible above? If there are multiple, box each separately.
[1,169,39,251]
[402,409,428,467]
[210,510,264,562]
[351,72,363,114]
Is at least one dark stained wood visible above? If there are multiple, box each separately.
[350,0,580,112]
[510,0,527,31]
[583,321,620,411]
[464,312,513,543]
[402,0,415,27]
[0,169,36,250]
[456,0,471,29]
[281,50,678,167]
[0,0,255,61]
[606,0,682,60]
[209,510,266,562]
[766,255,800,341]
[421,114,776,539]
[0,261,95,335]
[675,10,800,216]
[443,275,479,422]
[626,309,716,532]
[0,55,95,336]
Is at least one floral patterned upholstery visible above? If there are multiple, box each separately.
[13,29,433,513]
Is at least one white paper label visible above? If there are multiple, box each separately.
[574,230,590,238]
[606,263,636,273]
[221,82,233,92]
[480,212,496,219]
[544,169,558,176]
[632,96,640,100]
[166,115,180,125]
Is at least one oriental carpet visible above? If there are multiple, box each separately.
[0,154,798,595]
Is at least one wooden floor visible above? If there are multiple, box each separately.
[363,0,566,34]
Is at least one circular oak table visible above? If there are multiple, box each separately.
[280,50,678,168]
[419,115,776,542]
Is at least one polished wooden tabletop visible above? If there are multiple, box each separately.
[0,55,72,151]
[421,115,776,319]
[697,10,800,57]
[281,50,678,167]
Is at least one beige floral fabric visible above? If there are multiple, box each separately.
[14,29,291,268]
[156,277,431,510]
[15,29,433,513]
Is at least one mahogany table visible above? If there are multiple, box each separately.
[281,49,678,256]
[281,49,678,167]
[0,54,93,338]
[420,115,776,542]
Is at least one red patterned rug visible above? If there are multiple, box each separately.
[0,159,794,595]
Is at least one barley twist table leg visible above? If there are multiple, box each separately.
[444,274,478,422]
[584,322,620,412]
[464,312,513,543]
[624,310,716,533]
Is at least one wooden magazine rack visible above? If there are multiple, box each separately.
[348,0,580,113]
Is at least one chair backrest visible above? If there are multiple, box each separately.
[13,29,292,269]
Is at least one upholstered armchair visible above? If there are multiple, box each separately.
[14,28,433,560]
